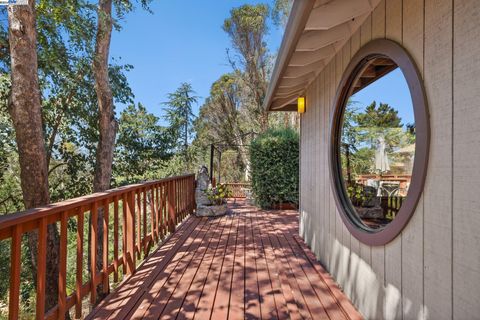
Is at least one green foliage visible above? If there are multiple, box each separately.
[204,184,232,205]
[163,83,198,153]
[341,100,415,178]
[347,183,375,207]
[250,128,299,208]
[271,0,292,27]
[114,103,173,185]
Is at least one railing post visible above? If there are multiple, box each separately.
[58,211,68,320]
[102,200,109,294]
[9,225,21,320]
[168,180,176,233]
[191,176,195,214]
[75,210,84,319]
[126,191,136,275]
[36,217,47,320]
[90,202,98,304]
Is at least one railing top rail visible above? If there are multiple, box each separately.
[0,174,195,233]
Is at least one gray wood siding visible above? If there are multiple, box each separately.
[298,0,480,318]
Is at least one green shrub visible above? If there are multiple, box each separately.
[249,128,299,209]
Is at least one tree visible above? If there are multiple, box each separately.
[195,74,251,176]
[163,82,198,155]
[114,103,172,184]
[223,4,270,131]
[355,101,404,152]
[93,0,115,194]
[6,0,60,311]
[91,0,152,299]
[271,0,293,27]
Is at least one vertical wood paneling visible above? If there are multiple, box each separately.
[453,0,480,318]
[384,1,403,319]
[386,0,403,43]
[401,0,425,318]
[350,29,361,67]
[371,3,387,311]
[346,26,362,308]
[323,60,333,265]
[297,1,480,319]
[318,70,325,261]
[359,17,374,268]
[423,0,453,318]
[331,52,343,275]
[372,0,386,40]
[341,41,352,253]
[334,48,346,285]
[325,65,331,264]
[305,82,312,247]
[350,24,360,267]
[327,57,336,272]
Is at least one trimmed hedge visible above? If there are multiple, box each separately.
[249,128,299,209]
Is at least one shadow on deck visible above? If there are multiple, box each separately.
[88,200,362,320]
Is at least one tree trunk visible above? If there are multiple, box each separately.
[7,0,59,312]
[92,0,115,301]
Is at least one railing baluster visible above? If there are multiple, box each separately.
[58,211,68,320]
[143,188,147,256]
[113,195,119,282]
[0,174,195,320]
[36,217,47,319]
[90,201,98,304]
[102,199,109,294]
[126,191,136,274]
[168,180,175,232]
[75,209,84,319]
[161,183,165,237]
[150,186,155,244]
[136,190,141,258]
[122,193,127,275]
[9,225,21,320]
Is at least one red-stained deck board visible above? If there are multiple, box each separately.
[89,200,363,320]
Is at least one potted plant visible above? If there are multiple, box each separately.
[196,184,232,217]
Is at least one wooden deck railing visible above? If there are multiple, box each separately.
[224,182,251,198]
[0,174,196,320]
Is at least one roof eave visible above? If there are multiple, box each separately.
[263,0,315,112]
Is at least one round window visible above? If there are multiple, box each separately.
[330,39,429,246]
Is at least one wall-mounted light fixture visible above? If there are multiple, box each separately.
[297,96,306,113]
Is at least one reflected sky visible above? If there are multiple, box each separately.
[350,68,414,127]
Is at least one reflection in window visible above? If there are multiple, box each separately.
[340,59,415,230]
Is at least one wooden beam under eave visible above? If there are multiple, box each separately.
[305,0,374,30]
[289,45,336,66]
[276,83,307,96]
[284,60,326,78]
[275,88,304,99]
[277,72,315,88]
[271,103,298,112]
[270,94,299,110]
[297,13,370,51]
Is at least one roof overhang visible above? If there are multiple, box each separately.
[264,0,381,112]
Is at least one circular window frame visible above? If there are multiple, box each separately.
[330,39,430,246]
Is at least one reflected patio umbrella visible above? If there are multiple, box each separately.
[375,136,390,173]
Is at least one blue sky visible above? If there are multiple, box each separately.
[350,68,415,127]
[110,1,414,127]
[110,0,284,123]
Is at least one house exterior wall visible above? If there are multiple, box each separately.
[299,0,480,318]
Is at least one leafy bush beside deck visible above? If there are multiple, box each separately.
[250,128,299,209]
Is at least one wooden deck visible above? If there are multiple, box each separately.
[88,200,362,320]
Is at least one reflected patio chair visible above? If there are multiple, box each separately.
[378,181,400,197]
